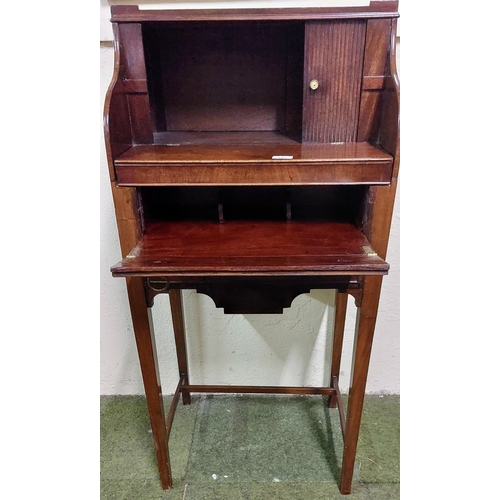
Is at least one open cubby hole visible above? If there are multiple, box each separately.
[142,21,305,145]
[140,186,368,226]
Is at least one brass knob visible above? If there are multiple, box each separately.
[309,79,319,90]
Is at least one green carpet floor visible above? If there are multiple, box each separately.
[101,394,399,499]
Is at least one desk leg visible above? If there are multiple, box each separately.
[329,290,348,408]
[127,278,172,490]
[340,276,383,495]
[169,289,191,405]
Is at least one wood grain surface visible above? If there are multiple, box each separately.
[111,220,388,276]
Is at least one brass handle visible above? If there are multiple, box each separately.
[309,79,319,90]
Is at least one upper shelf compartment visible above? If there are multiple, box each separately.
[142,20,305,141]
[114,139,393,186]
[105,5,399,185]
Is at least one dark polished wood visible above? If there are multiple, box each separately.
[111,220,388,277]
[184,384,336,396]
[340,275,383,494]
[116,141,392,163]
[168,290,191,405]
[333,376,347,439]
[303,20,366,143]
[125,277,171,489]
[149,22,290,133]
[329,291,349,408]
[110,2,399,22]
[358,19,393,142]
[115,141,393,186]
[104,2,399,495]
[165,376,184,443]
[116,23,153,145]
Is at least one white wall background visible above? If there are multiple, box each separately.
[100,1,400,396]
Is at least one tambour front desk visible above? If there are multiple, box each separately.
[104,1,399,494]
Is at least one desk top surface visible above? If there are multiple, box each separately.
[111,220,388,277]
[116,142,392,165]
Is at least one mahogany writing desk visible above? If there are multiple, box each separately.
[104,1,399,494]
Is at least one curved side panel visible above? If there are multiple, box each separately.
[103,23,143,258]
[103,23,133,183]
[362,19,399,258]
[378,19,400,174]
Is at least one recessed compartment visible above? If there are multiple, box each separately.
[140,185,368,225]
[143,21,304,142]
[111,18,393,187]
